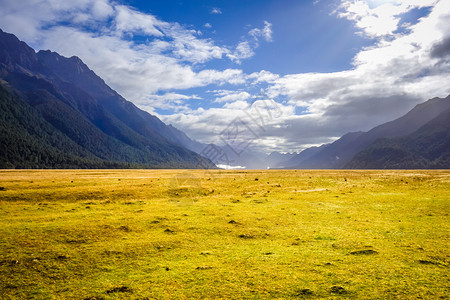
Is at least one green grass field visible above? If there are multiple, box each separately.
[0,169,449,299]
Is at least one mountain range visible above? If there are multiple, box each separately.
[0,28,214,169]
[0,28,448,169]
[278,95,450,169]
[346,105,450,169]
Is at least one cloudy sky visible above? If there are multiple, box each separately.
[1,0,449,153]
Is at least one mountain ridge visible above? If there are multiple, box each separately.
[346,107,450,169]
[284,95,450,169]
[0,28,215,169]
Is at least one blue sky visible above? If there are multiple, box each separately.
[0,0,449,154]
[135,0,371,74]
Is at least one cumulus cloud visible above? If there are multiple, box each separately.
[114,5,164,37]
[213,91,251,103]
[162,92,296,152]
[430,36,450,58]
[336,0,439,38]
[0,0,113,41]
[248,70,280,84]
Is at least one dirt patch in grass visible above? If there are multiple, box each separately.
[350,249,378,255]
[106,285,132,294]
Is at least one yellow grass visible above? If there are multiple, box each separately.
[0,169,449,299]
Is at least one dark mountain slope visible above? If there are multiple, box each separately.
[0,84,128,168]
[277,144,330,169]
[295,95,450,169]
[35,49,210,164]
[36,50,181,146]
[0,28,214,168]
[346,108,450,169]
[293,131,364,169]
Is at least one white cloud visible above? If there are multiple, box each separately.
[162,94,297,152]
[153,93,201,101]
[0,0,109,42]
[227,41,255,63]
[336,0,439,38]
[211,8,222,14]
[249,21,273,42]
[227,21,274,63]
[204,23,212,28]
[91,0,114,19]
[114,5,164,37]
[133,93,201,114]
[248,70,280,84]
[214,91,251,103]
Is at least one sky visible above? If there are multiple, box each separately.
[0,0,449,154]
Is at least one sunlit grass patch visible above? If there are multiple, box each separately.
[0,169,449,299]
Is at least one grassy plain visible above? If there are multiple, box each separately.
[0,169,449,299]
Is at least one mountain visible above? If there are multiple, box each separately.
[0,84,124,168]
[266,151,297,168]
[0,29,215,169]
[276,143,330,168]
[291,95,450,169]
[346,107,450,169]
